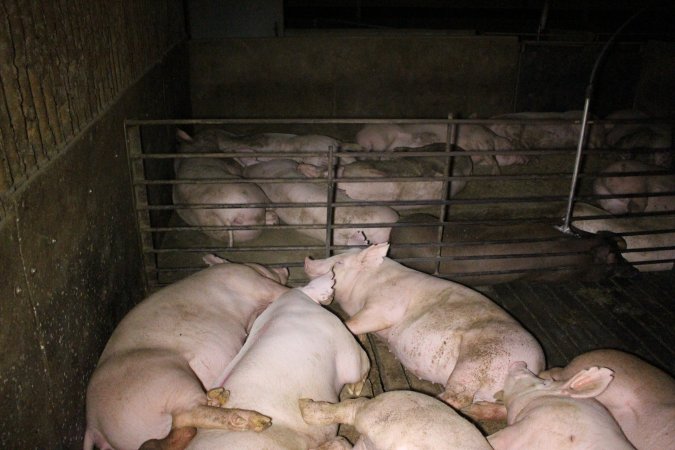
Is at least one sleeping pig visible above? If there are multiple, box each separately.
[299,390,492,450]
[593,160,675,215]
[488,361,635,450]
[540,349,675,450]
[243,159,399,245]
[84,256,289,450]
[186,270,371,449]
[304,243,545,420]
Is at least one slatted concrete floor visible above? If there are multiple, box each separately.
[336,271,675,439]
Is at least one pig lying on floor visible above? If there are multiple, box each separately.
[540,349,675,450]
[186,270,370,449]
[243,159,399,245]
[304,243,545,420]
[299,390,492,450]
[355,122,526,167]
[388,213,635,285]
[593,160,675,215]
[298,151,473,211]
[571,202,675,271]
[84,256,289,450]
[488,361,635,450]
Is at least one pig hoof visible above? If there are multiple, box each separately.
[230,410,272,432]
[345,379,365,397]
[207,388,230,407]
[298,398,332,425]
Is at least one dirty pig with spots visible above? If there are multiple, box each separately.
[84,256,289,450]
[186,270,370,449]
[304,243,545,420]
[488,361,635,450]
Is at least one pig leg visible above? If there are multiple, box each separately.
[299,397,368,426]
[344,306,399,335]
[138,427,197,450]
[172,405,272,432]
[206,387,229,407]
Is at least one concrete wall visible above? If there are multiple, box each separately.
[189,36,674,121]
[189,35,521,119]
[0,2,188,448]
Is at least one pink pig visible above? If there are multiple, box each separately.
[540,349,675,450]
[185,271,371,449]
[304,243,545,420]
[84,256,289,450]
[488,361,635,450]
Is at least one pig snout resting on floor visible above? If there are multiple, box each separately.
[593,161,675,215]
[299,153,473,211]
[540,349,675,450]
[355,123,527,167]
[173,157,275,247]
[243,159,399,245]
[388,213,635,285]
[299,390,492,450]
[571,202,675,271]
[186,271,371,450]
[304,243,545,421]
[488,362,635,450]
[84,256,290,450]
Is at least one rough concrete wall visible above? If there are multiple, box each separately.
[189,36,519,118]
[0,0,185,220]
[634,41,675,117]
[0,1,188,448]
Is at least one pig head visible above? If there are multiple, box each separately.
[304,243,545,420]
[488,361,635,450]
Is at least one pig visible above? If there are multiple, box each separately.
[539,349,675,450]
[488,110,605,150]
[173,156,276,247]
[355,123,526,167]
[593,160,675,215]
[603,110,672,167]
[487,361,635,450]
[185,270,371,449]
[388,213,635,285]
[299,153,473,211]
[571,202,675,271]
[204,130,353,168]
[303,243,545,420]
[299,390,492,450]
[243,159,399,245]
[84,256,290,450]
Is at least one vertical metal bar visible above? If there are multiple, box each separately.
[125,123,155,293]
[435,113,457,274]
[558,97,591,234]
[324,144,335,257]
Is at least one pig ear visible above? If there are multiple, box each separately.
[560,367,614,398]
[176,128,193,142]
[273,267,290,285]
[357,243,390,268]
[304,256,331,278]
[203,254,228,266]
